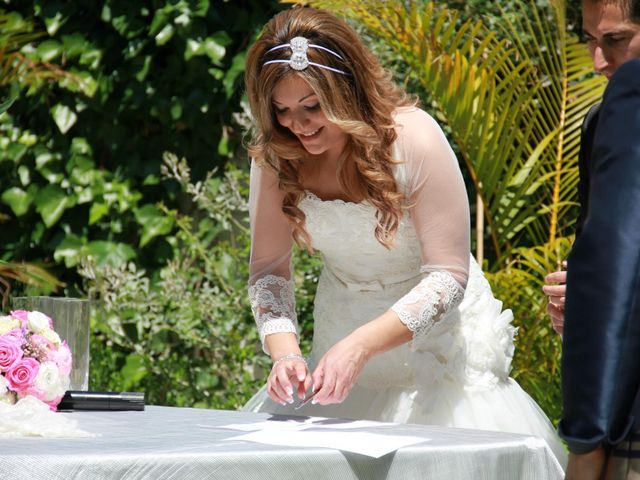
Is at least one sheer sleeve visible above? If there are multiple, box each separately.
[390,108,470,349]
[247,160,298,354]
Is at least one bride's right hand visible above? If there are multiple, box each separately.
[267,356,311,405]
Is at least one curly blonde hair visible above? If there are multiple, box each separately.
[245,7,415,249]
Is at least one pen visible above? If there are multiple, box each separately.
[294,390,318,410]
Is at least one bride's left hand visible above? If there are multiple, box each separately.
[311,335,371,405]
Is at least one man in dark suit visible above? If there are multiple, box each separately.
[559,1,640,478]
[543,0,640,335]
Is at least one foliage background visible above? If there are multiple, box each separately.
[1,0,289,407]
[1,0,597,423]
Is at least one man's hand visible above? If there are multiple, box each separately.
[543,266,567,335]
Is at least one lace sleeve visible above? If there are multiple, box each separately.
[248,274,298,348]
[391,108,470,349]
[391,270,464,350]
[247,160,299,354]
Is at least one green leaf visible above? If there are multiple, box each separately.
[120,353,147,390]
[5,143,28,163]
[53,235,85,268]
[184,39,202,61]
[0,96,16,115]
[79,48,103,70]
[210,30,232,47]
[155,24,174,46]
[44,12,66,36]
[87,241,136,267]
[70,137,92,155]
[0,96,13,115]
[170,99,182,120]
[1,187,32,216]
[35,185,69,227]
[17,165,30,186]
[61,34,87,58]
[133,204,174,247]
[50,104,77,134]
[2,11,26,32]
[204,36,225,64]
[36,39,62,62]
[135,56,152,82]
[223,52,246,99]
[35,149,56,169]
[194,0,210,17]
[89,202,109,225]
[0,83,19,115]
[217,128,229,156]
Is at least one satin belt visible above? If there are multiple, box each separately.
[323,264,421,292]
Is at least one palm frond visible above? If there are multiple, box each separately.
[0,10,88,94]
[0,260,64,309]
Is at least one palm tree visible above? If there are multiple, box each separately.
[286,0,606,421]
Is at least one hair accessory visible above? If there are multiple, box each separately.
[263,36,349,75]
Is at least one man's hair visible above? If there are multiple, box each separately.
[586,0,640,22]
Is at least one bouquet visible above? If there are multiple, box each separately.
[0,310,71,410]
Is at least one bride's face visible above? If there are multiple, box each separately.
[271,74,348,159]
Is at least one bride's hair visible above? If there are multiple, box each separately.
[245,7,415,250]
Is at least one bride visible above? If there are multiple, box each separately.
[241,6,566,468]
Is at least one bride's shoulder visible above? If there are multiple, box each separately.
[393,107,444,145]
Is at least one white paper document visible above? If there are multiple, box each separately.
[203,417,394,432]
[201,420,308,432]
[230,429,429,458]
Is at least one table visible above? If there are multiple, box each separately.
[0,406,563,479]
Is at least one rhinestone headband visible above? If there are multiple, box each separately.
[263,36,349,75]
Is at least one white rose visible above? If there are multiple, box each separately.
[27,311,51,334]
[0,375,16,404]
[0,315,19,334]
[40,328,62,346]
[34,362,67,401]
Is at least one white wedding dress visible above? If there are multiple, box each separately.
[243,108,566,468]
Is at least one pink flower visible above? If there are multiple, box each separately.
[0,337,23,372]
[6,357,39,393]
[1,310,71,410]
[23,384,47,402]
[10,310,29,327]
[2,329,25,346]
[46,395,63,411]
[48,343,72,376]
[30,334,55,353]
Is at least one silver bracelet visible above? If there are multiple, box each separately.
[272,353,307,370]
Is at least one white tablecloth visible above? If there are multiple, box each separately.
[0,406,563,479]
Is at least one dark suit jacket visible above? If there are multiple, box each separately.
[575,102,600,237]
[559,58,640,454]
